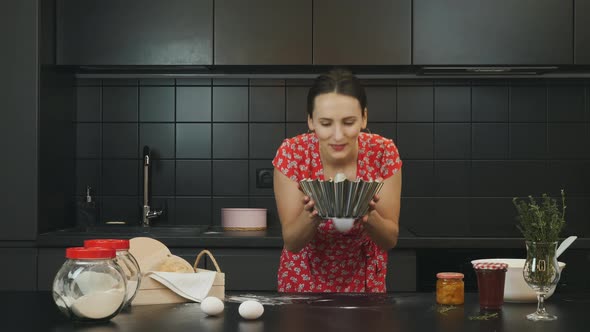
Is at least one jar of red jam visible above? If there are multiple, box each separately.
[473,262,508,310]
[436,272,465,305]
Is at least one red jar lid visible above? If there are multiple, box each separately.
[66,247,116,259]
[84,239,130,250]
[436,272,464,279]
[473,262,508,270]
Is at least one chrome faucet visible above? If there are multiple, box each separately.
[142,146,162,227]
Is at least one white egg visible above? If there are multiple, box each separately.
[200,296,224,316]
[334,173,347,183]
[332,218,354,233]
[238,300,264,320]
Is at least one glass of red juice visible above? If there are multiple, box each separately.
[473,262,508,310]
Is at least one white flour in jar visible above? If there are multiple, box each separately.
[74,271,119,294]
[71,289,125,319]
[125,280,138,302]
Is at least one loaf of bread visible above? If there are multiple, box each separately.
[156,254,194,273]
[129,237,194,273]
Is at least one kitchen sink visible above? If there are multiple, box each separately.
[55,225,207,237]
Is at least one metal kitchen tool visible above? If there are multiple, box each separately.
[299,175,384,220]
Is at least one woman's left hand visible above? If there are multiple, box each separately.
[360,194,380,224]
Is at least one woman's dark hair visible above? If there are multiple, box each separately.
[307,68,367,118]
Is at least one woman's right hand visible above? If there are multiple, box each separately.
[299,183,320,222]
[275,169,321,252]
[303,195,320,218]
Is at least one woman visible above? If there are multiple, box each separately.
[272,68,402,293]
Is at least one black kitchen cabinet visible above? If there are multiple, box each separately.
[0,248,37,291]
[0,0,39,240]
[40,247,279,292]
[205,248,281,291]
[37,248,65,291]
[387,250,417,292]
[37,247,206,291]
[207,248,416,291]
[214,0,312,65]
[575,0,590,64]
[57,0,213,65]
[413,0,573,65]
[313,0,411,65]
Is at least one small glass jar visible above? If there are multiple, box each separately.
[473,262,508,310]
[436,272,465,305]
[85,239,141,307]
[52,247,126,321]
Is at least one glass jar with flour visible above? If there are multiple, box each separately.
[84,239,141,307]
[52,247,126,321]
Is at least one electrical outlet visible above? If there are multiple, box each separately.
[256,168,274,188]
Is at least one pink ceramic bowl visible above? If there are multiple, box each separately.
[221,208,267,231]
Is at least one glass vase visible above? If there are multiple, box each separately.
[523,241,561,321]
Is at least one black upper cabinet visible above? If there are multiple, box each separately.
[575,0,590,64]
[0,0,38,240]
[314,0,411,65]
[414,0,573,65]
[57,0,212,65]
[214,0,312,65]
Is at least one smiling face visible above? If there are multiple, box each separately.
[308,92,367,164]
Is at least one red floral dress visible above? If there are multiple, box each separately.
[272,132,402,293]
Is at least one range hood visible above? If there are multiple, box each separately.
[417,66,558,76]
[74,64,590,79]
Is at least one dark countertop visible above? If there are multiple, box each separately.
[4,291,590,331]
[35,226,590,249]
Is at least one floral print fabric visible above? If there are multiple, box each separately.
[272,132,402,292]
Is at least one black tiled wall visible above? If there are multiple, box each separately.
[74,77,590,237]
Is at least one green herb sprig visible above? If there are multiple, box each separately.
[435,304,458,315]
[512,190,566,243]
[468,312,499,321]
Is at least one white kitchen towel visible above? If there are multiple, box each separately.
[145,271,216,303]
